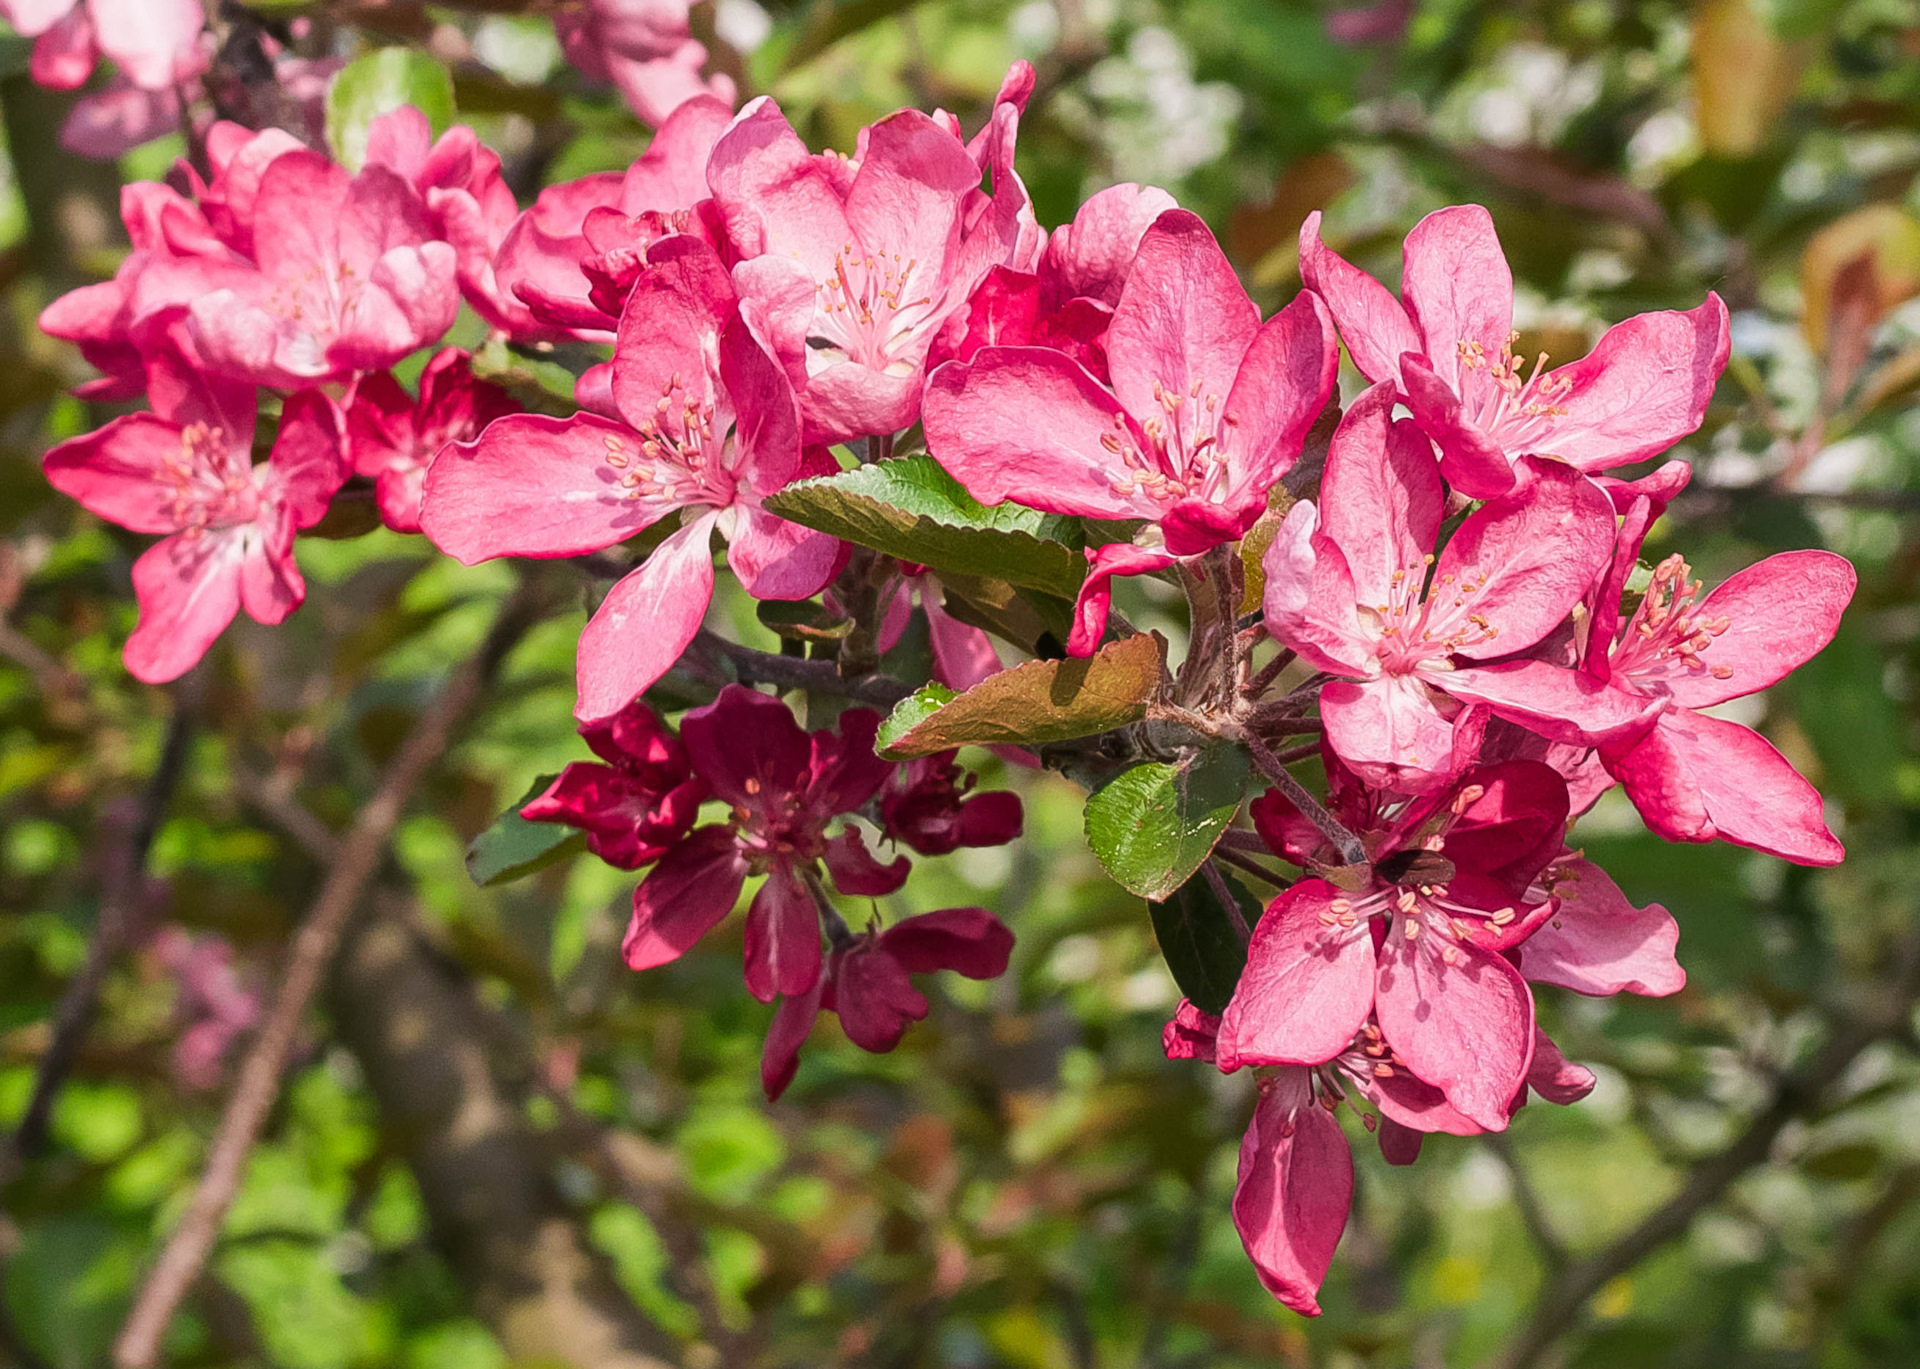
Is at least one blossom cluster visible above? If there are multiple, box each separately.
[32,56,1855,1315]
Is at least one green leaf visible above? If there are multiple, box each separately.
[875,634,1162,758]
[1150,867,1260,1014]
[875,683,956,754]
[465,775,585,887]
[327,47,456,172]
[761,455,1086,599]
[1084,746,1249,901]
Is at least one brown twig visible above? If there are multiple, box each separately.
[690,628,913,707]
[111,580,549,1369]
[1235,728,1366,866]
[4,669,202,1168]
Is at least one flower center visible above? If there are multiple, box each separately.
[1101,380,1240,506]
[159,422,258,535]
[1610,552,1733,684]
[600,372,737,509]
[1456,332,1572,445]
[1363,556,1500,675]
[809,244,936,374]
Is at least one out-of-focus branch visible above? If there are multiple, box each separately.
[1487,936,1920,1369]
[328,906,681,1369]
[112,579,551,1369]
[1484,1132,1569,1272]
[1,669,202,1173]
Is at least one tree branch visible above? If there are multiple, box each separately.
[4,667,202,1170]
[112,580,551,1369]
[1486,938,1920,1369]
[689,628,913,707]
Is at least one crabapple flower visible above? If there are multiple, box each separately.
[1222,762,1581,1129]
[1577,509,1854,864]
[555,0,736,128]
[345,348,518,534]
[1299,205,1729,498]
[420,236,842,721]
[4,0,206,94]
[708,72,1040,441]
[941,181,1179,383]
[925,209,1337,656]
[1263,382,1636,793]
[872,567,1005,691]
[761,906,1014,1099]
[623,686,904,1001]
[150,927,261,1091]
[492,94,734,341]
[879,751,1024,857]
[147,148,459,387]
[520,697,706,870]
[41,348,346,682]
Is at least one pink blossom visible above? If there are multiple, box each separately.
[1299,206,1729,497]
[493,94,734,342]
[137,148,459,388]
[1263,382,1638,793]
[709,69,1041,441]
[521,697,706,869]
[41,347,346,682]
[420,236,842,721]
[1221,762,1574,1129]
[365,108,525,339]
[555,0,736,128]
[761,906,1014,1099]
[1571,506,1854,864]
[345,348,518,534]
[939,182,1179,383]
[623,686,904,1001]
[4,0,206,94]
[150,927,261,1091]
[925,209,1337,656]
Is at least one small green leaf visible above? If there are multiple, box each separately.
[875,634,1162,758]
[466,775,585,887]
[327,47,456,172]
[1084,745,1249,900]
[875,683,957,754]
[1150,868,1261,1014]
[761,455,1086,599]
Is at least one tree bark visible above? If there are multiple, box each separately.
[328,904,680,1369]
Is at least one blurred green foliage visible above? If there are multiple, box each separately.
[2,0,1920,1366]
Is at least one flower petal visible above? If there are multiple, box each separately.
[123,531,246,683]
[1398,205,1513,391]
[743,865,822,1002]
[1217,879,1376,1071]
[1318,381,1445,609]
[1107,209,1259,430]
[1231,1070,1352,1317]
[1374,924,1534,1131]
[1297,210,1421,387]
[625,826,748,971]
[574,512,717,722]
[1658,550,1855,709]
[1522,857,1684,996]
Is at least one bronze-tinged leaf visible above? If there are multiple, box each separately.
[876,634,1164,758]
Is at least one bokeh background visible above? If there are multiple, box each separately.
[2,1,1919,1365]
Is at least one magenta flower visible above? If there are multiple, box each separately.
[1575,506,1854,864]
[879,751,1025,857]
[708,71,1040,441]
[1222,761,1580,1129]
[521,697,706,870]
[41,348,346,682]
[1264,382,1639,794]
[1300,206,1729,498]
[3,0,205,94]
[872,567,1006,692]
[345,348,518,534]
[420,236,842,721]
[492,94,733,341]
[940,181,1179,383]
[364,108,525,341]
[761,906,1014,1099]
[554,0,736,128]
[137,148,458,388]
[622,686,905,1001]
[925,209,1337,656]
[150,927,260,1091]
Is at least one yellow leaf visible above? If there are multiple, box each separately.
[1691,0,1807,157]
